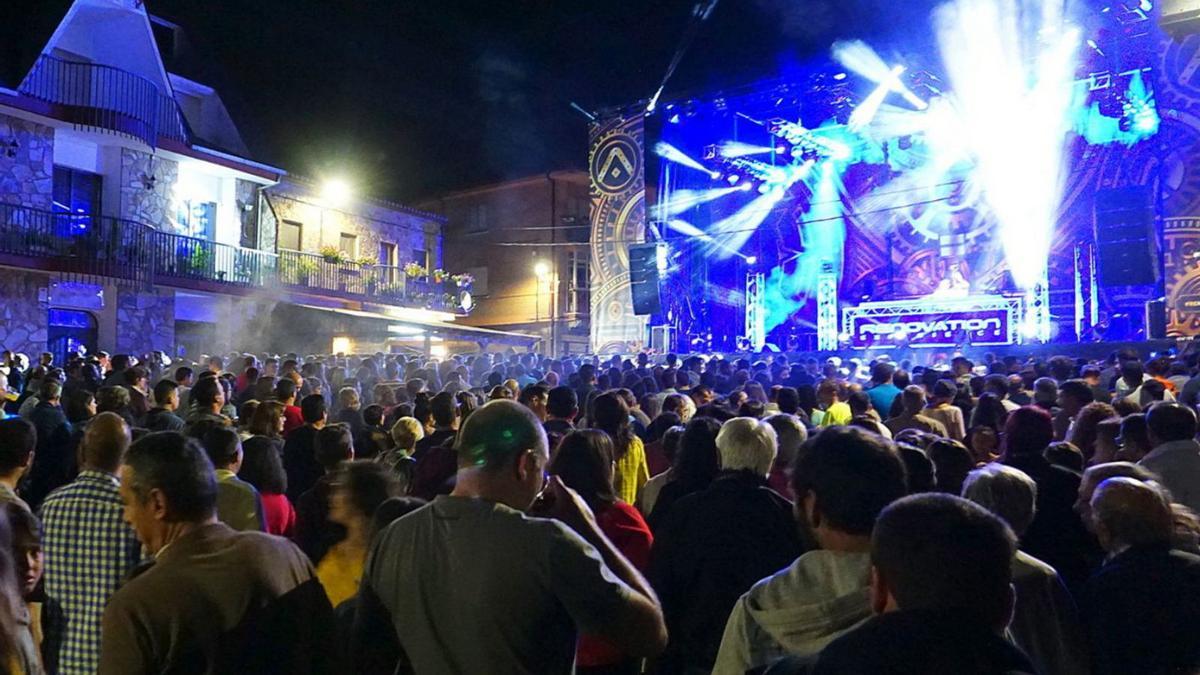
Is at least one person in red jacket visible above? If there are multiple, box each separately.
[276,379,304,436]
[549,429,654,673]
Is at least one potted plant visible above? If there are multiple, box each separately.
[431,268,448,284]
[319,244,345,264]
[451,272,474,289]
[404,262,426,278]
[356,255,377,267]
[296,258,320,285]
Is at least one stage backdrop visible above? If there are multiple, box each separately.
[589,113,649,353]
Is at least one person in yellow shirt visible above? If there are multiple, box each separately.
[817,379,853,427]
[591,392,649,504]
[316,461,399,608]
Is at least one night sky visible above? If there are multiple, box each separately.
[148,0,937,203]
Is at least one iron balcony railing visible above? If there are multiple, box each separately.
[0,202,453,311]
[19,55,188,148]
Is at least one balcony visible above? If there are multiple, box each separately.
[19,55,188,148]
[0,203,459,312]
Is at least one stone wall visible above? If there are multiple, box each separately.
[120,148,178,227]
[0,113,53,210]
[115,287,174,356]
[0,271,48,357]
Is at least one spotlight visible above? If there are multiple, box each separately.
[758,183,772,194]
[534,261,550,277]
[739,182,753,192]
[745,256,757,265]
[668,113,682,124]
[833,72,848,80]
[321,179,352,208]
[775,145,788,154]
[726,174,740,185]
[710,170,722,180]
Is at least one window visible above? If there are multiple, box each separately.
[52,166,102,235]
[176,200,216,239]
[278,221,302,251]
[412,248,429,271]
[379,242,397,266]
[339,233,358,257]
[567,251,590,317]
[468,203,489,234]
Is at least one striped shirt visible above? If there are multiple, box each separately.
[40,470,142,674]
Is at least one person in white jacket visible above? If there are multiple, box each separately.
[713,426,907,674]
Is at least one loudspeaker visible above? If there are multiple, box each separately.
[1146,298,1168,340]
[1161,0,1200,35]
[628,243,662,316]
[1094,186,1159,287]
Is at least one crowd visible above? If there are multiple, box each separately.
[0,345,1199,673]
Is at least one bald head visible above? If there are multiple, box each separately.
[1091,477,1174,551]
[901,385,927,414]
[83,411,132,473]
[454,400,548,472]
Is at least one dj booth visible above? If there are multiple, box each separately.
[842,295,1025,349]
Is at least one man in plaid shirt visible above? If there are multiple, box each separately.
[40,412,142,674]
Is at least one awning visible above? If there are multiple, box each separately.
[294,304,539,342]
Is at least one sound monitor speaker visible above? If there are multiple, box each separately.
[1093,186,1159,287]
[1146,298,1168,340]
[628,243,662,316]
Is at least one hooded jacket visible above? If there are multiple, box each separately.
[713,550,872,675]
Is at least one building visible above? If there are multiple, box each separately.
[423,172,591,356]
[0,0,528,362]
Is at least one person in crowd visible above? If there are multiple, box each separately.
[1001,405,1096,595]
[802,494,1033,674]
[544,385,578,439]
[183,377,229,431]
[0,418,34,510]
[25,380,73,511]
[333,387,365,439]
[1084,477,1200,674]
[647,416,722,528]
[238,432,295,538]
[94,385,134,429]
[1066,401,1117,464]
[40,412,140,674]
[173,366,194,411]
[413,392,458,459]
[639,425,685,517]
[865,362,902,418]
[142,379,185,432]
[283,394,328,501]
[1090,417,1122,466]
[592,392,650,505]
[1054,379,1094,441]
[968,425,1001,465]
[355,404,391,460]
[295,424,355,564]
[969,391,1010,432]
[961,463,1088,675]
[351,400,666,674]
[518,384,549,422]
[926,438,974,495]
[1140,402,1200,513]
[650,417,803,673]
[98,431,335,673]
[1117,411,1153,461]
[199,426,264,532]
[814,380,851,427]
[885,386,948,437]
[244,399,286,456]
[276,378,304,436]
[550,429,655,674]
[7,502,65,675]
[715,426,906,675]
[923,380,965,441]
[316,461,397,609]
[764,413,806,500]
[1045,440,1086,473]
[122,366,151,422]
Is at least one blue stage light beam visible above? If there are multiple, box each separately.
[832,41,927,111]
[719,141,775,157]
[935,0,1080,290]
[707,189,789,258]
[651,185,747,219]
[654,142,718,177]
[849,66,906,131]
[667,219,755,261]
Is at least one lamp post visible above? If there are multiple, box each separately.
[535,261,550,351]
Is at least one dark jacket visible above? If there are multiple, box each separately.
[1083,544,1200,675]
[412,428,456,461]
[142,407,185,432]
[803,609,1036,675]
[1003,453,1099,596]
[26,403,73,511]
[283,425,323,502]
[294,474,344,565]
[649,470,803,673]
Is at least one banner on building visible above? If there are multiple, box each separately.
[589,113,648,354]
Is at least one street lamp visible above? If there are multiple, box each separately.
[321,179,352,208]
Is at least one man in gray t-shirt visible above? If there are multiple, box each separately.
[352,400,666,674]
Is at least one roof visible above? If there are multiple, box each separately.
[0,0,72,90]
[294,304,539,342]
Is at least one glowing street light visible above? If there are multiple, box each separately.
[321,178,352,208]
[534,261,550,278]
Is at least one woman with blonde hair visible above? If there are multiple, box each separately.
[380,417,423,492]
